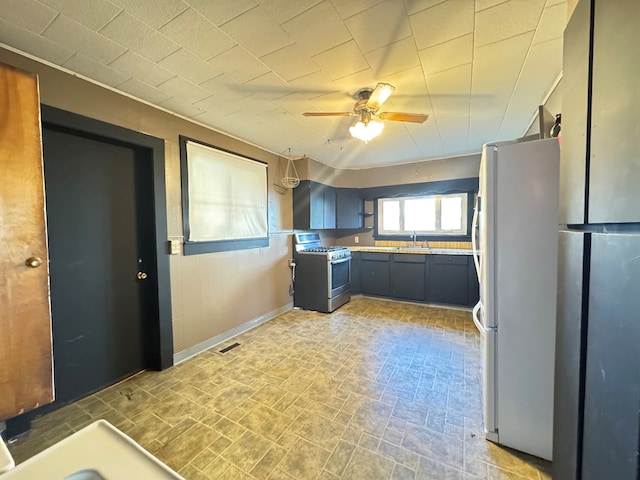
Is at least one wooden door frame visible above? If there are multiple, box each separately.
[41,104,173,371]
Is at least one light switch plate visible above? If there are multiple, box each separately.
[169,240,181,255]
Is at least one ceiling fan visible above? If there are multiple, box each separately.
[302,83,429,142]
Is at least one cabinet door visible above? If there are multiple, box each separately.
[323,185,336,229]
[309,181,325,229]
[336,188,363,229]
[350,252,361,294]
[0,63,54,420]
[391,255,425,301]
[428,255,469,305]
[361,253,389,296]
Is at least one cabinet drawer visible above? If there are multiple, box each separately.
[392,254,425,264]
[431,255,468,265]
[361,252,390,262]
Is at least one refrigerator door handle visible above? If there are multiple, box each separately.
[472,301,486,333]
[472,195,481,284]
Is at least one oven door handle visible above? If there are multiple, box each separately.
[330,257,351,265]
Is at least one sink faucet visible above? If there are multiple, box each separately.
[411,230,417,247]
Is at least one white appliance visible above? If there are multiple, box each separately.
[471,137,559,461]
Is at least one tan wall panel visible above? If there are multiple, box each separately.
[0,47,293,357]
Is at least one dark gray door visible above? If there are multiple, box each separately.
[43,126,156,404]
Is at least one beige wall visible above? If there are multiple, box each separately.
[0,47,293,358]
[301,153,481,188]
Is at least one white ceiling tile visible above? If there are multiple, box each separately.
[109,50,175,87]
[500,37,562,137]
[475,0,545,47]
[403,0,448,16]
[100,12,180,62]
[330,69,378,95]
[192,97,241,117]
[365,36,420,77]
[260,44,320,82]
[0,18,73,64]
[236,95,280,115]
[282,2,352,56]
[199,74,254,101]
[37,0,121,31]
[306,90,354,112]
[533,2,567,44]
[159,48,223,85]
[159,8,234,61]
[277,93,323,115]
[63,52,129,87]
[437,115,470,149]
[345,1,412,54]
[157,76,211,104]
[312,41,369,81]
[260,0,324,23]
[472,31,534,96]
[118,77,173,104]
[43,15,126,64]
[158,96,206,117]
[410,0,474,49]
[331,0,385,19]
[208,46,270,84]
[419,33,473,75]
[426,63,471,120]
[245,72,292,100]
[475,0,509,11]
[288,71,337,98]
[108,0,189,29]
[0,0,57,34]
[186,0,257,26]
[219,6,294,57]
[406,122,444,153]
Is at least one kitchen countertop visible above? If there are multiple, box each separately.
[347,246,473,255]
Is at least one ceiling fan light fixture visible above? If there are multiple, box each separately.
[349,120,384,143]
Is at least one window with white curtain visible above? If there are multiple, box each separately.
[180,137,268,254]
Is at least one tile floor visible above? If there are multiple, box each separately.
[8,297,551,479]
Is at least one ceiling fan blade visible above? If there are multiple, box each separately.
[366,83,395,110]
[378,112,429,123]
[303,112,353,117]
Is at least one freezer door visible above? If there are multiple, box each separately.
[582,233,640,480]
[553,231,587,480]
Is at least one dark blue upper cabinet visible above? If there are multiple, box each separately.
[293,180,336,230]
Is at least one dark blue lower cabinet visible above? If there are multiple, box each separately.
[354,252,475,307]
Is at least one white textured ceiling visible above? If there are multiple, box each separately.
[0,0,566,168]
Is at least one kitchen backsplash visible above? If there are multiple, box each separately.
[374,240,473,249]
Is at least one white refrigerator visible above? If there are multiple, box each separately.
[472,137,559,461]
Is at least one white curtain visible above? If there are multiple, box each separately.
[186,141,268,242]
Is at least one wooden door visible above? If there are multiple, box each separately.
[0,63,53,420]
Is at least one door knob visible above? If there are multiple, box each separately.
[25,257,42,268]
[137,272,148,280]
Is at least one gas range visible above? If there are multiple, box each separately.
[292,232,352,313]
[297,246,351,261]
[293,233,351,261]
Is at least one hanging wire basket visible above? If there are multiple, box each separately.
[281,150,301,188]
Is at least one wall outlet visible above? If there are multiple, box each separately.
[354,236,359,244]
[169,240,181,255]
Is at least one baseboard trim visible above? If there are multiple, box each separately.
[173,303,293,365]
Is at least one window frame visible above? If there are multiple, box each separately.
[179,135,269,255]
